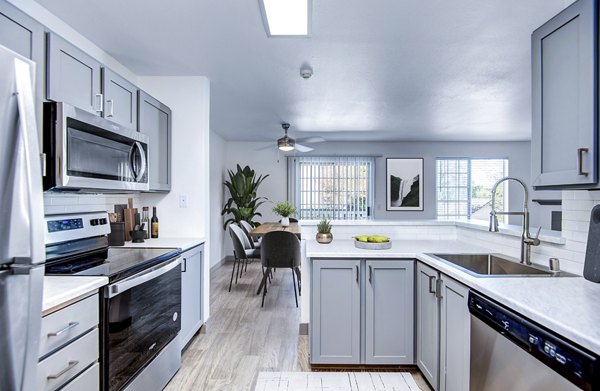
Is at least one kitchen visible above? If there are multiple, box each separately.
[1,0,600,390]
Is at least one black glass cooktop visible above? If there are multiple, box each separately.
[45,246,182,282]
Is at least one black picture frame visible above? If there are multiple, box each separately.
[386,158,424,211]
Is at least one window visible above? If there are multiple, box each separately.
[288,156,375,220]
[436,158,509,222]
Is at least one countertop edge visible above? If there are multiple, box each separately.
[43,276,108,314]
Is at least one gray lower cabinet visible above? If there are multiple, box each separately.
[102,68,138,130]
[365,260,414,364]
[311,259,361,364]
[311,259,414,365]
[46,32,102,115]
[138,90,172,192]
[531,0,598,189]
[180,244,204,350]
[417,262,440,389]
[0,1,45,128]
[439,276,470,391]
[417,262,471,391]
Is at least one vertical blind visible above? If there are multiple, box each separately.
[288,156,375,220]
[436,158,508,221]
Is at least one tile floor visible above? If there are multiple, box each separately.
[254,372,421,391]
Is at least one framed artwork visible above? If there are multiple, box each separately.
[386,158,424,211]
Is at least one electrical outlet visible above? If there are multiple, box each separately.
[179,195,188,208]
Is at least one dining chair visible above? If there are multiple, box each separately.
[257,231,301,308]
[239,220,261,249]
[228,224,260,292]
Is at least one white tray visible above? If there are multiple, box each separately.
[354,240,392,250]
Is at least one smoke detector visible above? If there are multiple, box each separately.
[300,68,313,79]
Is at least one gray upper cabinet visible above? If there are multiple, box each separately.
[180,244,204,351]
[311,259,361,364]
[0,1,45,129]
[417,262,440,390]
[531,0,598,189]
[46,32,102,115]
[102,68,138,130]
[439,276,470,391]
[138,90,172,192]
[365,260,414,365]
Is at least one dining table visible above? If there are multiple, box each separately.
[249,222,301,238]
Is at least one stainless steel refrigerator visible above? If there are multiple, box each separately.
[0,44,45,391]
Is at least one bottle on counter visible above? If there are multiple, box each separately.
[142,207,150,239]
[151,206,159,239]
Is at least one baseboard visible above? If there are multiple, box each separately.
[210,256,233,271]
[299,323,308,335]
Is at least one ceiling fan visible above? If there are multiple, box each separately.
[257,123,325,152]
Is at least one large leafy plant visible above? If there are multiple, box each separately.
[222,165,269,229]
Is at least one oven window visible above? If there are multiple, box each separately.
[105,260,181,391]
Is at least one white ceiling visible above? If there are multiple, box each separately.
[35,0,571,142]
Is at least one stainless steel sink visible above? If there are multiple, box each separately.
[427,253,576,277]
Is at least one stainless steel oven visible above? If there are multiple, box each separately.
[103,256,181,391]
[43,102,149,192]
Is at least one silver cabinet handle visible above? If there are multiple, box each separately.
[108,257,181,298]
[578,148,589,176]
[94,93,103,113]
[355,265,359,284]
[368,265,373,284]
[182,258,187,272]
[47,322,79,337]
[106,99,114,117]
[435,278,444,299]
[47,360,79,380]
[428,276,436,294]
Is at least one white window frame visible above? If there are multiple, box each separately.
[287,156,375,220]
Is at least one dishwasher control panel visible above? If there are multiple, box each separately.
[469,292,600,391]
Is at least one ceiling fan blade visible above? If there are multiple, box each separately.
[294,143,314,153]
[296,136,326,144]
[255,144,274,151]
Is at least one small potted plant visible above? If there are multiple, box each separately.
[272,201,297,227]
[316,219,333,244]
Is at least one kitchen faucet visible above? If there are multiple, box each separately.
[489,177,541,265]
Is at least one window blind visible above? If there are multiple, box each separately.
[288,156,375,220]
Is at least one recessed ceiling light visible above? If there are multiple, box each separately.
[259,0,311,36]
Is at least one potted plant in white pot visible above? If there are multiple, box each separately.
[316,219,333,244]
[272,201,297,227]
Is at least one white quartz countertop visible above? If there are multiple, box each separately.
[307,239,600,355]
[119,237,205,251]
[43,276,108,315]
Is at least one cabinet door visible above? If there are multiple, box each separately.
[102,68,138,130]
[417,262,440,390]
[531,0,597,188]
[439,276,470,391]
[0,1,45,130]
[46,33,102,115]
[311,259,360,364]
[365,260,414,365]
[180,244,203,351]
[138,90,172,192]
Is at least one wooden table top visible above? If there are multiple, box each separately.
[249,222,301,237]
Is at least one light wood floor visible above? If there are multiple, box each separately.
[165,261,432,391]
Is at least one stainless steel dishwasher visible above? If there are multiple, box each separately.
[469,292,599,391]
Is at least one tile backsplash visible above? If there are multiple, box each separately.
[43,193,141,215]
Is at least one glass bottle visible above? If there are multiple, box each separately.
[151,207,159,239]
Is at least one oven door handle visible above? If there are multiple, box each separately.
[107,257,181,298]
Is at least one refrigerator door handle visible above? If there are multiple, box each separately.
[13,57,45,265]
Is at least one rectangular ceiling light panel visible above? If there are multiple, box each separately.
[261,0,309,36]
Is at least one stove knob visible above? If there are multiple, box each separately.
[100,218,107,225]
[90,219,98,226]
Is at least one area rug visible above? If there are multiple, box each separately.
[254,371,421,391]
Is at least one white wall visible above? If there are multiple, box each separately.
[209,130,226,267]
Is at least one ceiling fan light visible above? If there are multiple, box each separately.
[278,136,295,151]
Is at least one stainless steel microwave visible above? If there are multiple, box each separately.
[43,102,149,192]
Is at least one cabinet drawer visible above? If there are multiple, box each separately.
[37,328,99,391]
[40,294,99,358]
[60,362,99,391]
